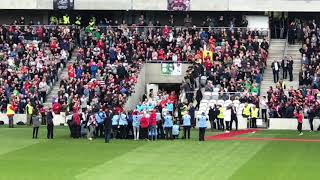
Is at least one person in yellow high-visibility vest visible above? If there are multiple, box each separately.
[6,102,16,128]
[50,16,58,25]
[242,103,251,128]
[62,14,70,25]
[217,105,225,131]
[75,15,81,26]
[25,101,34,126]
[251,105,259,128]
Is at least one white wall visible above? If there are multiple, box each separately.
[2,0,320,11]
[269,118,320,130]
[74,0,132,10]
[229,0,320,12]
[0,113,66,126]
[0,0,52,9]
[132,0,167,10]
[145,63,189,84]
[190,0,229,11]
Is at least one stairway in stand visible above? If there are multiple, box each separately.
[285,43,302,89]
[260,39,301,97]
[43,49,78,108]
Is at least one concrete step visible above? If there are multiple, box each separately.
[44,48,79,108]
[270,39,286,43]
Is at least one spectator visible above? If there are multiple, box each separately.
[32,109,40,139]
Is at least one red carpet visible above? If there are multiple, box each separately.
[206,129,259,140]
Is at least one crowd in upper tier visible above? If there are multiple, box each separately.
[0,19,75,114]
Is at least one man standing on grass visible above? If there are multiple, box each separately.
[182,112,191,139]
[25,100,33,126]
[242,103,251,128]
[46,107,54,139]
[217,105,225,131]
[251,105,259,128]
[294,109,304,136]
[6,100,16,128]
[198,112,208,141]
[95,109,106,137]
[104,108,113,143]
[164,112,173,140]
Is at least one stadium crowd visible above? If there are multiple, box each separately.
[0,24,75,117]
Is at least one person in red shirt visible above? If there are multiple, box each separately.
[149,110,157,141]
[294,109,304,136]
[72,111,81,138]
[158,49,165,60]
[140,113,150,140]
[52,101,62,114]
[68,65,75,79]
[162,25,170,38]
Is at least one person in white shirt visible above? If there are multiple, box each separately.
[259,96,268,123]
[224,106,232,133]
[39,79,48,103]
[271,60,280,83]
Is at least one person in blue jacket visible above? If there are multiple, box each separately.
[95,109,106,138]
[132,111,141,140]
[167,101,174,115]
[182,112,191,139]
[163,112,173,140]
[198,112,208,141]
[118,111,128,139]
[111,113,119,139]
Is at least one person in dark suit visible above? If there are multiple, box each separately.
[288,57,294,81]
[271,60,280,83]
[188,103,196,128]
[104,109,113,143]
[208,105,219,130]
[46,108,54,139]
[230,104,238,131]
[195,89,203,110]
[281,57,288,79]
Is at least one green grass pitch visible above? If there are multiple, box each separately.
[0,126,320,180]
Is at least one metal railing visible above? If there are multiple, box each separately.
[2,24,269,36]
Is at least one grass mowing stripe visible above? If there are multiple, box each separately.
[229,141,320,180]
[0,127,144,180]
[77,141,268,180]
[0,127,40,155]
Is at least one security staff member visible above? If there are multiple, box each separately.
[25,101,33,125]
[75,15,81,26]
[251,105,259,128]
[242,103,251,128]
[198,112,208,141]
[62,14,70,25]
[182,112,191,139]
[217,105,225,131]
[164,112,173,140]
[6,102,16,128]
[50,16,58,25]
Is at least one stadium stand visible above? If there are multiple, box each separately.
[0,25,75,114]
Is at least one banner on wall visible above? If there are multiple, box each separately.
[167,0,191,11]
[161,63,182,75]
[53,0,74,10]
